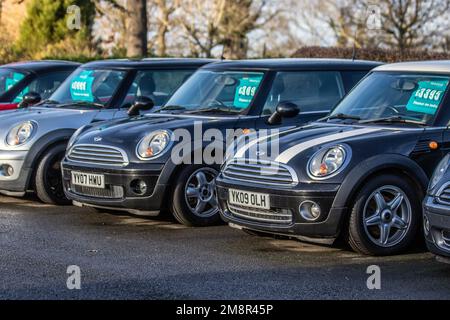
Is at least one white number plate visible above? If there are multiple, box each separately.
[228,189,270,209]
[71,171,105,189]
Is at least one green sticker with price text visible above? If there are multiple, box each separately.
[233,76,263,109]
[406,80,449,115]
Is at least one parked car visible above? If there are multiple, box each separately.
[61,59,380,227]
[0,60,79,111]
[0,58,213,204]
[423,153,450,263]
[216,60,450,256]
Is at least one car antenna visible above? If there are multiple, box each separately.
[220,45,226,61]
[351,29,357,61]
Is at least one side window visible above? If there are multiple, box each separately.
[14,71,71,102]
[123,70,195,107]
[262,71,344,115]
[341,71,368,93]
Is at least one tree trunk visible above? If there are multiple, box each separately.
[126,0,148,57]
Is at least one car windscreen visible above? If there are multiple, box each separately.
[0,68,27,97]
[160,70,265,115]
[329,72,450,125]
[49,68,127,107]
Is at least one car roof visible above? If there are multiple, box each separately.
[374,60,450,74]
[81,58,216,69]
[1,60,80,73]
[203,58,382,71]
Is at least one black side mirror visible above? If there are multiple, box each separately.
[128,96,154,117]
[267,101,300,125]
[18,92,42,109]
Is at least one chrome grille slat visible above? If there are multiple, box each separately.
[228,203,292,225]
[68,144,128,167]
[223,159,297,186]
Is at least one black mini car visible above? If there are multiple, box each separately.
[216,60,450,256]
[61,59,379,226]
[423,153,450,263]
[0,60,79,111]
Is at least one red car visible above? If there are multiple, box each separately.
[0,60,79,110]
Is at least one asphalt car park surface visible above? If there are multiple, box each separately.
[0,194,449,300]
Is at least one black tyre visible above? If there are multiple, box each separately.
[34,143,70,205]
[347,174,421,256]
[171,165,222,227]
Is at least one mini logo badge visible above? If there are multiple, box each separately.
[94,137,102,142]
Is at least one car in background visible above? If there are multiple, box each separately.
[0,58,213,205]
[216,60,450,256]
[423,153,450,263]
[61,59,380,227]
[0,60,79,110]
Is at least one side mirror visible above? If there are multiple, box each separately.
[18,92,42,108]
[128,96,154,117]
[267,101,300,125]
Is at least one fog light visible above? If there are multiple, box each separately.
[131,179,147,195]
[1,165,14,177]
[424,215,430,235]
[299,201,321,221]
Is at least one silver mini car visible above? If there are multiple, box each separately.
[0,58,212,204]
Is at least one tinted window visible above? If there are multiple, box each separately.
[262,71,344,115]
[0,69,26,96]
[123,69,195,107]
[14,71,71,102]
[341,71,368,92]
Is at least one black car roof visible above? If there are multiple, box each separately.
[204,58,382,71]
[81,58,216,69]
[1,60,80,73]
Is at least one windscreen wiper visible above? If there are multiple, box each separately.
[185,107,237,115]
[157,105,186,112]
[320,113,361,121]
[56,101,104,109]
[359,116,426,126]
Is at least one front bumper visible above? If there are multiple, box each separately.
[216,175,345,242]
[0,149,31,195]
[423,195,450,259]
[62,160,169,216]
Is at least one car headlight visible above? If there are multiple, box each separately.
[67,126,85,151]
[6,121,36,146]
[430,153,450,191]
[136,130,172,159]
[308,145,350,179]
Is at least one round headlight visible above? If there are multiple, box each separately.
[6,121,36,146]
[67,126,85,151]
[137,130,172,159]
[308,145,349,179]
[430,153,450,190]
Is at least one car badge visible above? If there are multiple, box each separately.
[94,137,102,142]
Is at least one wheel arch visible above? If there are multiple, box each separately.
[333,154,428,222]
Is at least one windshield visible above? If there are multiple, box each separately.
[329,72,450,125]
[161,70,265,114]
[49,68,127,107]
[0,68,27,96]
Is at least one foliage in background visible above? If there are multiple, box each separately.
[15,0,96,59]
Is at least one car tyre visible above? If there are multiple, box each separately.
[34,143,71,205]
[171,165,222,227]
[347,174,421,256]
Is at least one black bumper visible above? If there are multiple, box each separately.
[62,160,169,215]
[216,175,345,241]
[423,195,450,259]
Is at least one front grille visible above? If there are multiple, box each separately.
[227,203,293,225]
[68,144,128,166]
[71,184,124,199]
[437,183,450,205]
[223,159,297,186]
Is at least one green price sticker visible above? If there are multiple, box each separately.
[233,76,263,109]
[406,80,449,115]
[70,70,95,102]
[5,72,25,92]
